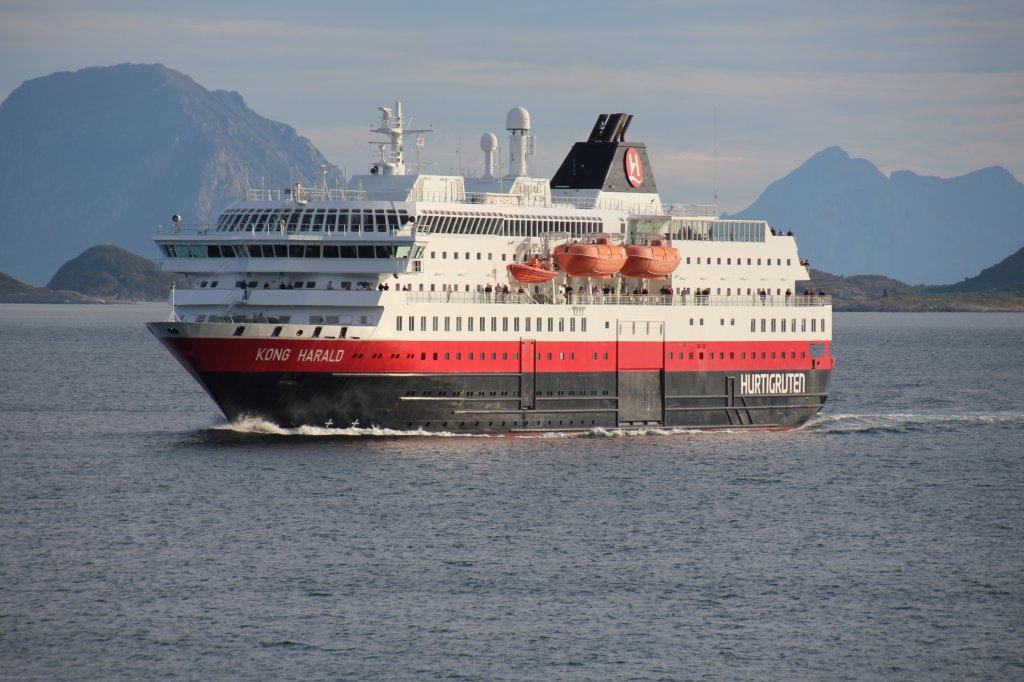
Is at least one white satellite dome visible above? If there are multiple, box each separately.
[480,132,498,151]
[506,106,531,131]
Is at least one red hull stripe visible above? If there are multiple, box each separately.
[162,337,834,374]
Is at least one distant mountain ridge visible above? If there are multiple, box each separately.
[930,245,1024,293]
[731,146,1024,284]
[0,63,335,285]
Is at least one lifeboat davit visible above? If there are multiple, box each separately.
[552,237,627,277]
[620,239,681,278]
[507,258,558,283]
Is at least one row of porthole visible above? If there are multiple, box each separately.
[399,390,609,398]
[411,419,603,430]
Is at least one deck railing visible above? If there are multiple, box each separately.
[406,292,831,308]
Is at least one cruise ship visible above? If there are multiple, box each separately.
[147,103,834,433]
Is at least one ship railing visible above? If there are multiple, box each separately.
[155,223,217,235]
[665,203,719,217]
[244,187,369,202]
[407,291,540,305]
[406,292,832,307]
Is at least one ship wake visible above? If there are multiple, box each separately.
[805,411,1024,435]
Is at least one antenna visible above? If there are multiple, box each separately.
[713,105,718,201]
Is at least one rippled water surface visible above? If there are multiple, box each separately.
[2,305,1022,680]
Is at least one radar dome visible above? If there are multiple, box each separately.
[506,107,531,131]
[480,132,498,151]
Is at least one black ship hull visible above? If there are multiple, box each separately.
[194,368,832,433]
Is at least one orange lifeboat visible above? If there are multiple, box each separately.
[552,237,627,278]
[507,258,558,283]
[620,239,681,278]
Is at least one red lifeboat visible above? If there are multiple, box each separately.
[620,239,681,278]
[507,258,558,283]
[552,237,627,278]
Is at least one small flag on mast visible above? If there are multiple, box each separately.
[416,136,424,148]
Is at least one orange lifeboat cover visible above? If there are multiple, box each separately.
[552,237,627,277]
[620,239,681,278]
[507,258,558,283]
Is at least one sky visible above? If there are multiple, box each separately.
[2,0,1022,214]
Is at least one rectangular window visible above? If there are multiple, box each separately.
[761,319,766,332]
[525,317,531,332]
[421,316,427,331]
[812,319,817,332]
[570,318,576,332]
[468,317,474,331]
[408,316,415,331]
[456,317,462,332]
[433,317,439,332]
[503,317,509,332]
[771,319,776,332]
[581,319,587,332]
[396,316,403,331]
[548,318,554,332]
[491,317,497,332]
[559,318,565,332]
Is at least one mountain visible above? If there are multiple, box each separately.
[0,272,101,303]
[731,147,1024,284]
[0,244,184,302]
[47,244,183,301]
[0,63,335,285]
[929,245,1024,294]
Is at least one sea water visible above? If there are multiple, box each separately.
[1,305,1022,680]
